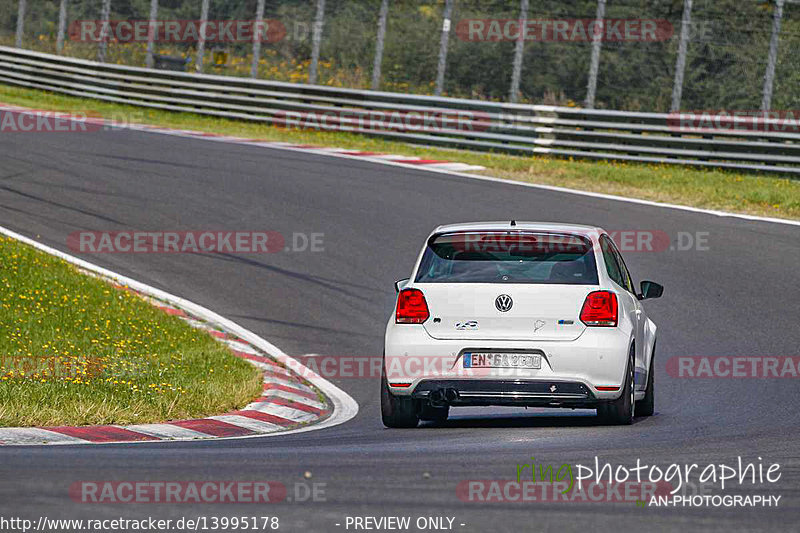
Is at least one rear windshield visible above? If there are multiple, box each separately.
[415,231,599,284]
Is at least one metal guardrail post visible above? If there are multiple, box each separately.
[309,0,326,85]
[371,0,390,91]
[97,0,111,63]
[434,0,455,96]
[15,0,27,49]
[584,0,606,109]
[671,0,693,112]
[509,0,529,103]
[251,0,266,78]
[145,0,158,69]
[761,0,785,112]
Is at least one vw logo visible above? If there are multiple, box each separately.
[495,294,513,312]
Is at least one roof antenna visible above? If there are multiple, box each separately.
[510,219,516,227]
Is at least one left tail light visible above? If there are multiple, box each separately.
[395,288,430,324]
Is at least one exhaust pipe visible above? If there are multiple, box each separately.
[444,388,459,403]
[429,389,446,406]
[429,388,459,406]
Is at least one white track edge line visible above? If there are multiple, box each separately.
[0,225,359,445]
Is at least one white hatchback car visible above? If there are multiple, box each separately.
[381,222,663,428]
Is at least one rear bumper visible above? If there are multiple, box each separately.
[411,379,599,408]
[384,322,633,401]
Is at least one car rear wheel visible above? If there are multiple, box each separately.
[380,360,419,428]
[635,341,655,417]
[597,345,635,425]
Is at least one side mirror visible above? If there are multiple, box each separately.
[638,280,664,300]
[394,278,410,293]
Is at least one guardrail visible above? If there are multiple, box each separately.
[1,45,798,176]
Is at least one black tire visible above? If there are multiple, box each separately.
[635,341,655,417]
[380,360,419,428]
[419,403,449,424]
[597,345,635,425]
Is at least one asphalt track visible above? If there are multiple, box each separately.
[0,125,799,532]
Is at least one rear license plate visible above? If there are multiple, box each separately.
[463,352,541,369]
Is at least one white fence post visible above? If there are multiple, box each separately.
[371,0,390,91]
[145,0,158,69]
[309,0,326,84]
[670,0,693,112]
[251,0,266,78]
[15,0,27,48]
[761,0,785,111]
[509,0,529,103]
[97,0,111,63]
[434,0,455,96]
[196,0,210,72]
[56,0,68,54]
[584,0,606,109]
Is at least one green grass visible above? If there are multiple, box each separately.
[1,83,799,220]
[0,235,263,427]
